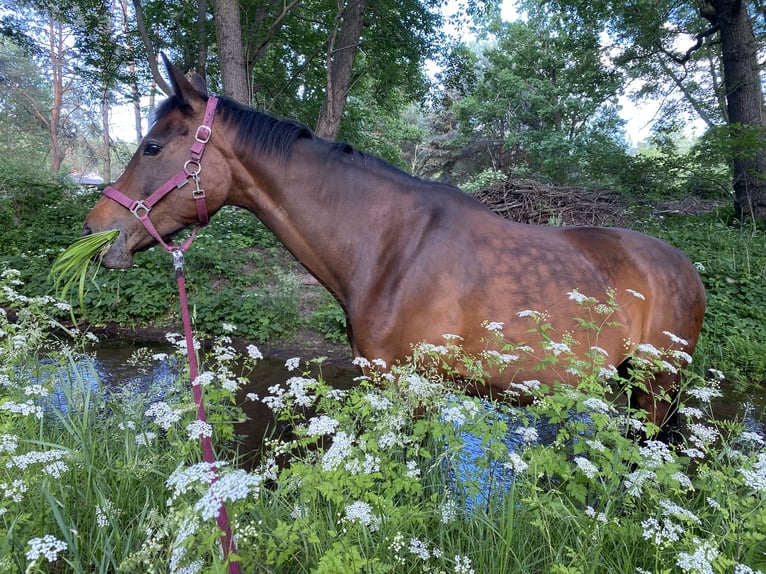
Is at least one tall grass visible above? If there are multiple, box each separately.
[1,268,764,573]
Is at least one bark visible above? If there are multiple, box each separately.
[707,0,766,220]
[120,0,143,141]
[197,0,208,78]
[212,0,249,103]
[101,94,111,180]
[48,12,64,173]
[315,0,368,140]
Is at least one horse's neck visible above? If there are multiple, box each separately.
[231,142,415,303]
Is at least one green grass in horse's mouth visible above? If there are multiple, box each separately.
[51,229,120,307]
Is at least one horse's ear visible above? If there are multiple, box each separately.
[162,53,207,103]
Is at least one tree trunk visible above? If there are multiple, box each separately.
[48,12,65,173]
[315,0,368,140]
[197,0,208,78]
[709,0,766,220]
[212,0,249,103]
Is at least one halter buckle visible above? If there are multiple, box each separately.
[130,200,151,219]
[195,125,212,143]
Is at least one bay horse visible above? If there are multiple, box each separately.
[82,60,705,435]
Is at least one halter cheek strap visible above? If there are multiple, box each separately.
[102,96,219,252]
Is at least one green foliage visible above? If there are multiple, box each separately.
[638,210,766,387]
[447,11,630,186]
[310,295,348,344]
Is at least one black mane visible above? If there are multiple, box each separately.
[154,94,412,178]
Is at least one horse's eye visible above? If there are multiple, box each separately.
[143,143,162,156]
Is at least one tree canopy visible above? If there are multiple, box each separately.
[0,0,764,218]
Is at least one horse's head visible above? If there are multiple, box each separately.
[83,58,232,268]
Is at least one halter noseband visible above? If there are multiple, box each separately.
[102,96,219,252]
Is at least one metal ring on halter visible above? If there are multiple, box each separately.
[130,200,151,218]
[184,159,202,176]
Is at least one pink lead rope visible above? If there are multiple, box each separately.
[102,96,242,573]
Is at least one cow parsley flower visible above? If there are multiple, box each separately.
[246,344,263,360]
[574,456,599,479]
[193,470,262,521]
[166,462,222,501]
[454,555,475,574]
[0,434,18,454]
[687,386,723,402]
[322,431,354,471]
[676,538,718,574]
[307,415,340,437]
[642,517,684,546]
[344,500,381,531]
[625,288,645,300]
[739,452,766,493]
[365,392,391,411]
[504,452,529,474]
[484,321,504,331]
[186,420,213,440]
[409,537,430,561]
[284,357,300,371]
[145,401,181,430]
[26,535,67,562]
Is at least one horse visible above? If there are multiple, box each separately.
[82,60,706,435]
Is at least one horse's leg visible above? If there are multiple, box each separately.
[629,367,682,443]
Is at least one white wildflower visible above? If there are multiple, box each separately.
[544,341,570,356]
[676,538,718,574]
[624,469,656,497]
[322,431,354,471]
[679,406,704,419]
[672,471,693,490]
[642,517,684,546]
[135,431,157,446]
[352,356,371,368]
[687,386,723,402]
[574,456,599,479]
[406,459,420,478]
[145,401,181,430]
[25,535,67,562]
[440,498,458,523]
[0,434,19,454]
[344,500,381,531]
[365,392,391,411]
[454,555,475,574]
[567,289,589,303]
[186,420,213,440]
[221,322,236,332]
[166,462,221,501]
[284,357,300,371]
[504,452,528,474]
[485,321,504,331]
[409,537,430,561]
[585,506,607,523]
[192,371,215,387]
[583,397,613,414]
[194,470,262,521]
[625,288,645,300]
[586,439,606,452]
[516,309,539,318]
[639,440,675,468]
[739,452,766,493]
[246,344,263,360]
[306,415,340,437]
[662,330,688,346]
[515,426,538,444]
[659,499,701,523]
[371,358,387,369]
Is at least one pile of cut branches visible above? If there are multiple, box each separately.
[473,178,626,227]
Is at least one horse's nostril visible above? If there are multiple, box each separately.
[81,225,93,237]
